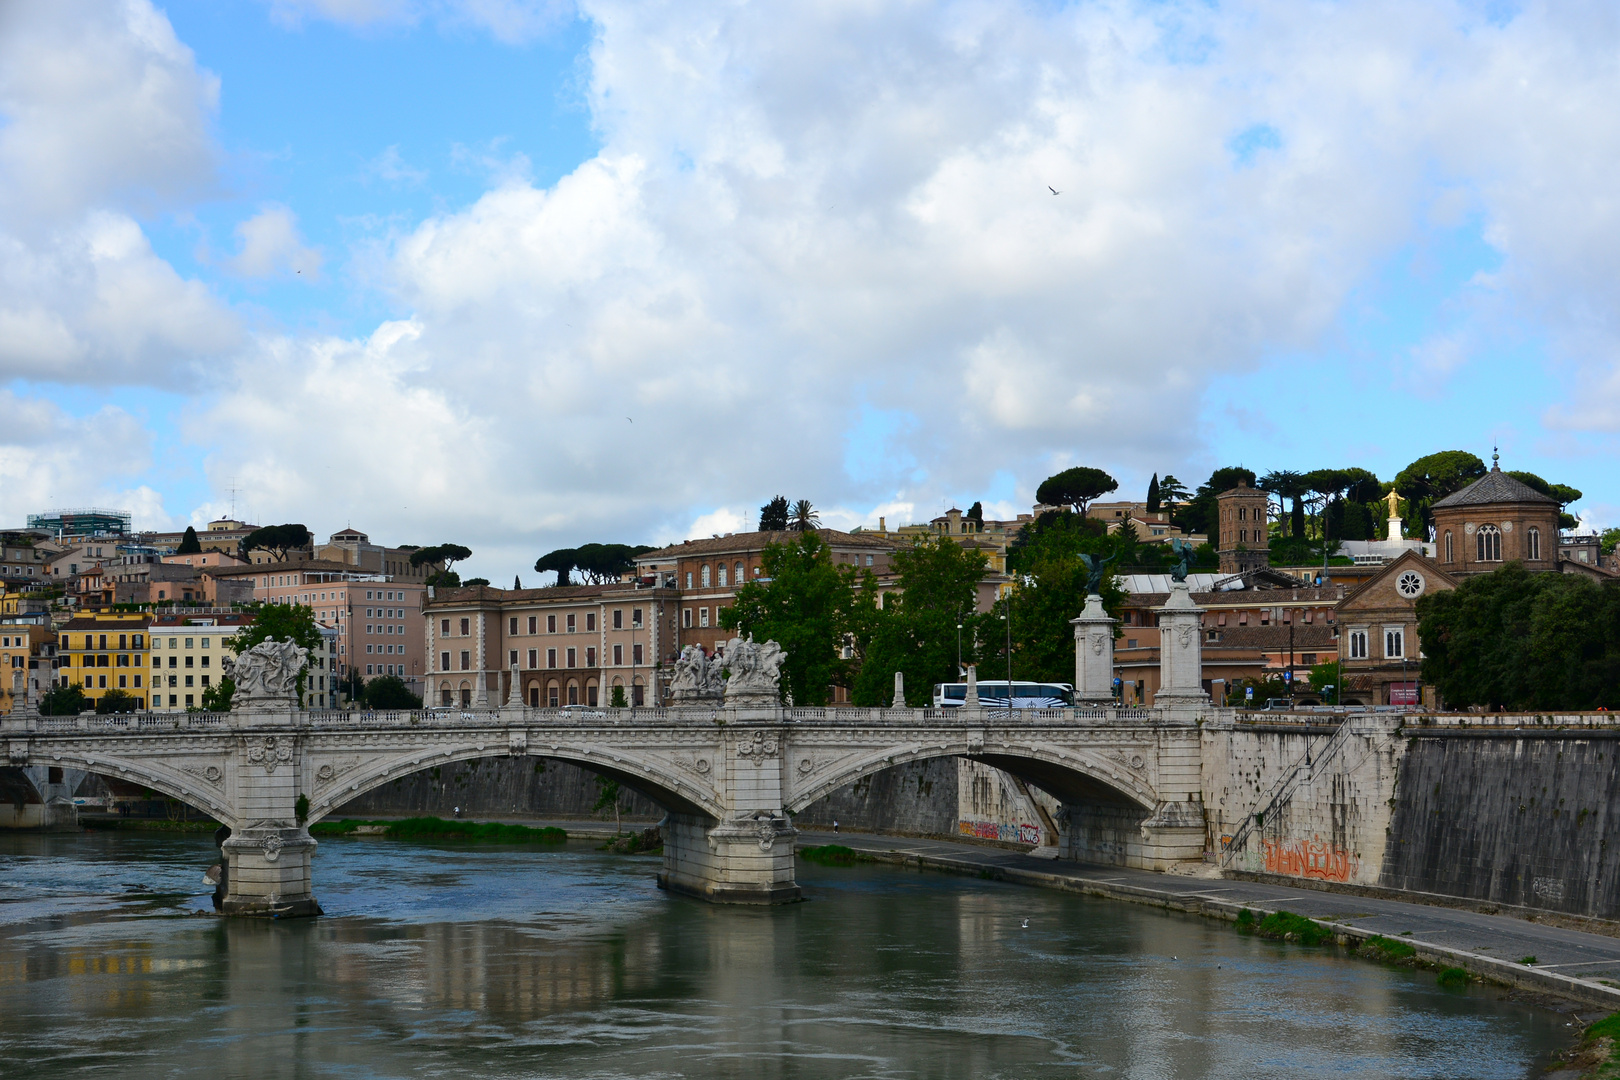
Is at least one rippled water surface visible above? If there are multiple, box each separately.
[0,831,1572,1079]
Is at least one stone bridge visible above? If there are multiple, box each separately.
[0,701,1215,915]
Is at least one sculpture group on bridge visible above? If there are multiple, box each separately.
[671,635,786,706]
[223,640,309,707]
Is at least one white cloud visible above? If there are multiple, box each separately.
[0,391,162,527]
[263,0,569,42]
[224,204,323,280]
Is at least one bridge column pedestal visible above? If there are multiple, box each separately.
[659,812,801,904]
[221,828,323,917]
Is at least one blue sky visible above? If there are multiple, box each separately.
[3,1,1620,584]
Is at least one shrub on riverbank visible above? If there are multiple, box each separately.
[1436,967,1470,988]
[311,817,566,843]
[600,826,662,854]
[799,844,874,866]
[1247,910,1332,946]
[1358,935,1418,964]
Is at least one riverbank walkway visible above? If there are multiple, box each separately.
[795,828,1620,1012]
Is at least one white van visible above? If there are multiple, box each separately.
[932,681,1073,708]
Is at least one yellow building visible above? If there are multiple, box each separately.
[57,612,153,708]
[1,626,56,713]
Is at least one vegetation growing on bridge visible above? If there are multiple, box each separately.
[311,816,567,844]
[798,844,875,866]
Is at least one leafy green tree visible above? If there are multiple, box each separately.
[95,688,139,714]
[337,669,366,703]
[593,775,624,834]
[534,548,577,586]
[461,577,491,588]
[993,511,1127,684]
[852,536,988,706]
[789,499,821,532]
[1146,473,1161,513]
[426,570,462,589]
[409,543,472,582]
[1308,660,1341,703]
[1394,451,1486,536]
[1418,564,1620,710]
[721,532,864,706]
[1035,467,1118,516]
[534,543,654,586]
[609,684,628,708]
[241,523,312,561]
[1603,528,1620,556]
[1507,471,1583,530]
[199,677,234,712]
[1157,474,1190,510]
[176,526,202,555]
[231,603,325,698]
[364,675,422,709]
[758,495,790,532]
[1259,470,1310,538]
[39,682,87,716]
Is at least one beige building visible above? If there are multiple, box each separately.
[145,613,253,712]
[425,583,680,708]
[1,625,56,713]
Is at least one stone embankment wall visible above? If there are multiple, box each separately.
[1211,712,1620,922]
[1383,723,1620,920]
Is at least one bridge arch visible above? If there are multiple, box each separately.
[16,748,234,826]
[787,740,1159,817]
[309,744,724,826]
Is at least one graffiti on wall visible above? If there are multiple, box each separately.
[1261,836,1359,882]
[959,820,1041,845]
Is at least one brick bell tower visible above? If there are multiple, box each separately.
[1216,480,1270,576]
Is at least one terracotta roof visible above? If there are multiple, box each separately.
[1431,466,1557,509]
[636,528,898,561]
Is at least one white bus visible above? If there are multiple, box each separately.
[932,681,1074,708]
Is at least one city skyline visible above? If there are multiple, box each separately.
[5,2,1620,587]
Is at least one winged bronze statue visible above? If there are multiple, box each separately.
[1078,551,1119,596]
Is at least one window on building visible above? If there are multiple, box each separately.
[613,609,623,629]
[1477,524,1502,562]
[633,643,643,666]
[459,617,470,635]
[528,616,537,634]
[441,618,450,634]
[547,615,556,633]
[441,651,450,670]
[1444,531,1453,563]
[717,564,728,587]
[699,607,710,628]
[1528,527,1541,561]
[509,617,518,634]
[1348,630,1368,659]
[510,649,518,666]
[460,650,470,670]
[586,647,597,667]
[566,613,576,633]
[701,564,711,587]
[682,608,691,628]
[1384,627,1404,659]
[632,607,642,628]
[549,684,559,707]
[568,683,579,706]
[547,648,557,669]
[528,649,538,668]
[566,648,577,668]
[685,572,693,588]
[586,612,596,632]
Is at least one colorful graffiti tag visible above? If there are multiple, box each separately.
[959,820,1041,845]
[1261,836,1359,882]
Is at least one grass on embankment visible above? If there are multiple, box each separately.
[1550,1011,1620,1077]
[1234,909,1479,989]
[798,844,876,867]
[311,816,567,844]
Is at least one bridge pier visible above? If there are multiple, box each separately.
[658,811,800,904]
[221,827,322,917]
[223,720,323,917]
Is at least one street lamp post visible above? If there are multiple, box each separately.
[956,620,963,680]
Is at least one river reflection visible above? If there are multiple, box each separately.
[0,831,1571,1078]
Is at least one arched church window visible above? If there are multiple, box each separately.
[701,564,711,587]
[1444,531,1453,563]
[1477,524,1502,562]
[1527,527,1540,561]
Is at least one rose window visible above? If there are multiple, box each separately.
[1395,570,1425,599]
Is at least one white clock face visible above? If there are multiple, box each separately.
[1396,569,1425,599]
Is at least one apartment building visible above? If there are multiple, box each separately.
[0,538,49,588]
[213,560,428,694]
[633,528,900,656]
[425,583,679,708]
[145,613,253,712]
[57,612,154,708]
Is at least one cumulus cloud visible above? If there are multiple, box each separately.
[224,204,323,280]
[0,1,236,386]
[0,391,159,526]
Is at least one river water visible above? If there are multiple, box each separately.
[0,831,1573,1079]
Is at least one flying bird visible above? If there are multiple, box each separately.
[626,417,634,423]
[1048,186,1060,195]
